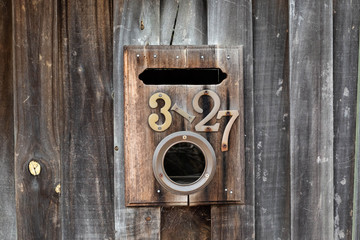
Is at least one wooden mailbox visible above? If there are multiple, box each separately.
[124,46,244,206]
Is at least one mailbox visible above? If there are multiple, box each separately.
[124,46,244,206]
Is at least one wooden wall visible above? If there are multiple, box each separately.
[0,0,359,239]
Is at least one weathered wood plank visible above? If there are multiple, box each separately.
[61,0,114,239]
[333,1,360,239]
[161,206,211,240]
[289,1,334,239]
[13,0,61,238]
[159,2,212,237]
[253,0,290,239]
[353,36,360,240]
[114,0,161,239]
[160,0,207,45]
[207,0,254,239]
[0,0,16,239]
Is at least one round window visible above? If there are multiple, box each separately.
[153,131,216,195]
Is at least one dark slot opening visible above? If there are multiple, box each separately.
[139,68,227,85]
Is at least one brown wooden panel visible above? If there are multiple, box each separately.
[161,206,211,240]
[13,0,61,238]
[207,0,255,238]
[124,46,244,206]
[333,0,360,239]
[253,0,290,239]
[60,0,114,239]
[289,1,334,239]
[114,0,162,239]
[0,0,16,239]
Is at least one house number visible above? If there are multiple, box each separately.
[148,90,239,152]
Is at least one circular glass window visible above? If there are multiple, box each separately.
[163,142,206,184]
[153,131,216,195]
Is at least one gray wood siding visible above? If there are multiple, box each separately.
[0,0,359,239]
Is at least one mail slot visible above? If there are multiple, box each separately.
[124,45,245,206]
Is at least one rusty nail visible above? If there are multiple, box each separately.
[145,216,151,221]
[226,111,231,116]
[114,146,119,151]
[206,127,212,132]
[204,90,208,95]
[159,173,163,178]
[29,161,41,176]
[140,20,145,30]
[223,144,227,148]
[55,184,61,194]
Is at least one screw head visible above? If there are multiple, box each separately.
[226,55,230,59]
[154,54,157,58]
[225,188,228,192]
[157,189,161,193]
[205,173,209,178]
[55,184,61,194]
[158,93,162,97]
[158,127,162,130]
[29,161,41,176]
[200,55,204,59]
[176,56,179,59]
[182,135,187,140]
[114,146,119,151]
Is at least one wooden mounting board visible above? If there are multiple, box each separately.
[124,45,244,206]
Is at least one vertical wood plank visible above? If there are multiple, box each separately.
[61,0,114,239]
[161,206,211,240]
[160,0,207,45]
[0,0,16,239]
[333,1,360,239]
[114,0,161,239]
[159,2,212,238]
[207,0,255,239]
[13,0,61,238]
[289,1,334,239]
[353,31,360,240]
[253,1,290,239]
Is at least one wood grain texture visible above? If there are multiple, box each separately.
[333,1,360,239]
[160,0,207,45]
[0,0,16,239]
[207,0,255,238]
[13,0,61,238]
[123,46,244,206]
[253,1,290,239]
[159,3,212,239]
[60,0,114,239]
[353,31,360,240]
[161,206,211,240]
[289,1,334,239]
[114,0,161,239]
